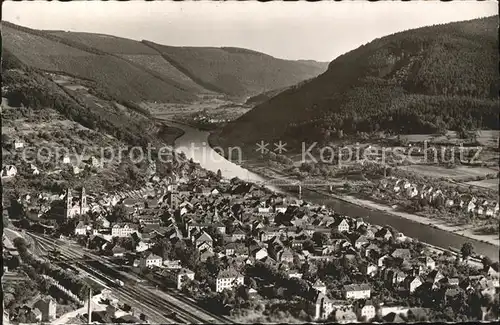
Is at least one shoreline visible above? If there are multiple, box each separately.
[246,164,500,249]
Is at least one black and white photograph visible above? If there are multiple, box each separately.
[1,0,499,324]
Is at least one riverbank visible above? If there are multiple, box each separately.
[248,163,499,248]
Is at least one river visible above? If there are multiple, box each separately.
[163,119,499,262]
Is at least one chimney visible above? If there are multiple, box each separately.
[87,287,92,324]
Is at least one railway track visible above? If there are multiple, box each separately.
[28,233,174,324]
[29,232,231,324]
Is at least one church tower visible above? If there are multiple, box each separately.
[65,188,72,219]
[80,187,88,215]
[212,206,219,223]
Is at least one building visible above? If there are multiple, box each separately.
[343,284,371,300]
[419,256,436,270]
[277,248,294,263]
[1,165,17,178]
[111,223,138,238]
[308,292,334,320]
[355,300,376,321]
[332,218,350,233]
[231,228,246,241]
[360,262,378,277]
[33,298,56,322]
[74,221,90,236]
[165,268,195,290]
[64,187,89,219]
[404,276,423,293]
[215,268,244,292]
[252,247,268,260]
[391,248,411,260]
[139,253,163,268]
[312,279,327,294]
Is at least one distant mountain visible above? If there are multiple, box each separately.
[44,30,210,94]
[142,41,329,97]
[2,22,197,104]
[218,16,499,148]
[3,21,328,103]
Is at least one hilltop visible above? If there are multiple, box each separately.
[218,16,499,148]
[142,41,329,98]
[3,21,328,102]
[2,22,197,104]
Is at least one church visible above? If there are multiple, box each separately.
[64,187,89,219]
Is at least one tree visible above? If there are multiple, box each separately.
[216,169,222,179]
[460,242,474,259]
[482,256,493,269]
[312,231,329,247]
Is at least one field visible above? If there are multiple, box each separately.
[391,130,499,148]
[465,178,499,190]
[400,164,498,181]
[145,98,251,122]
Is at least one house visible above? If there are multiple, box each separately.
[388,270,406,287]
[484,264,499,277]
[194,231,213,250]
[231,228,246,241]
[163,259,182,269]
[343,283,371,300]
[332,218,350,233]
[375,228,393,241]
[312,279,327,294]
[404,276,423,293]
[135,241,151,253]
[75,221,91,236]
[426,270,445,286]
[288,270,303,279]
[377,254,390,267]
[111,223,138,238]
[30,164,40,175]
[308,292,334,320]
[13,139,24,149]
[139,253,163,268]
[252,247,268,260]
[364,243,380,258]
[96,215,111,228]
[419,256,436,270]
[34,298,57,322]
[446,277,460,287]
[360,262,378,277]
[334,306,357,323]
[111,245,126,257]
[382,312,405,323]
[391,248,411,260]
[1,165,17,178]
[215,268,244,292]
[165,268,195,290]
[277,248,294,263]
[355,300,376,321]
[406,186,418,198]
[352,235,369,249]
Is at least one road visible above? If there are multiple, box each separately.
[27,232,232,324]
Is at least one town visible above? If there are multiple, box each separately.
[3,152,499,324]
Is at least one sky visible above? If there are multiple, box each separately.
[3,1,498,62]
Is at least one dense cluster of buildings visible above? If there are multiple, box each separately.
[8,159,500,322]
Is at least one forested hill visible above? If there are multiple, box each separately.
[2,21,328,101]
[142,40,329,97]
[218,16,499,147]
